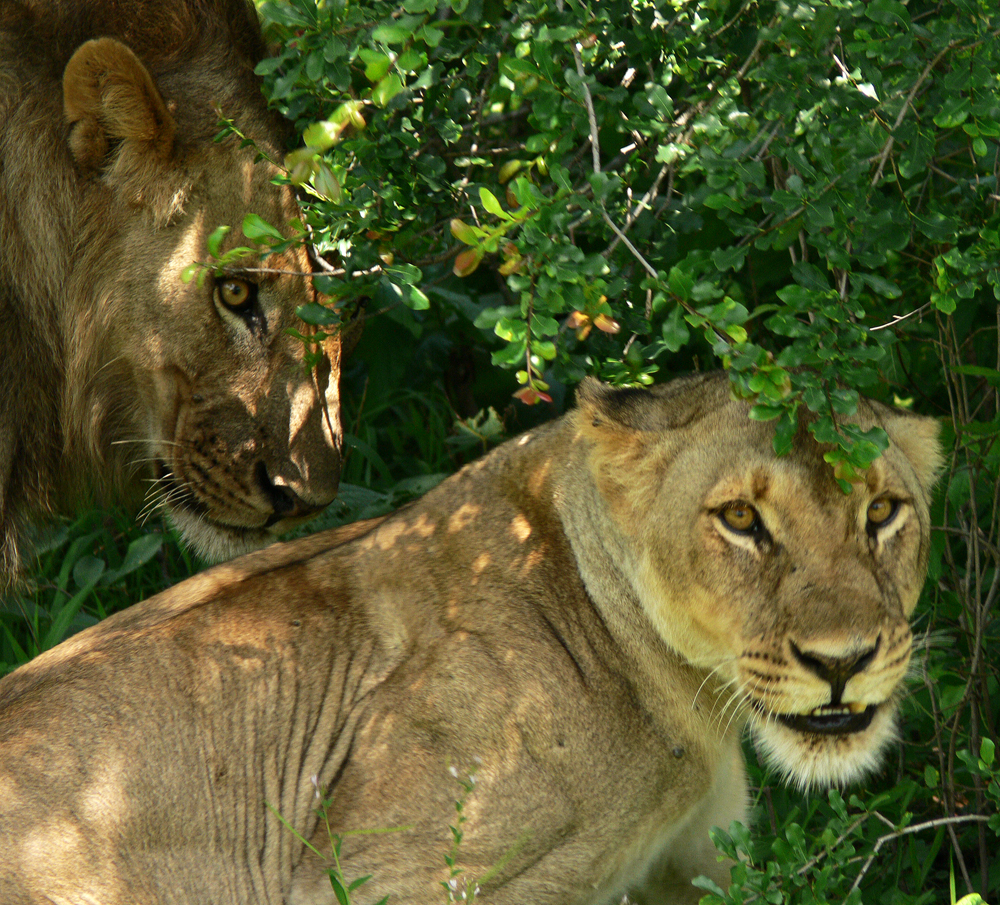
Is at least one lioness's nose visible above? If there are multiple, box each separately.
[790,637,881,704]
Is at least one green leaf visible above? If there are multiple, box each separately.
[932,292,957,314]
[866,0,911,28]
[302,120,342,151]
[857,273,901,298]
[311,164,341,203]
[450,219,480,246]
[791,261,829,291]
[773,408,797,457]
[328,873,350,905]
[73,555,106,590]
[725,324,748,343]
[667,266,694,302]
[372,74,404,108]
[982,737,996,767]
[359,49,392,83]
[206,225,231,259]
[479,187,509,220]
[407,286,430,310]
[298,303,341,326]
[101,535,163,584]
[951,365,1000,387]
[242,214,285,244]
[749,403,783,421]
[372,23,412,44]
[933,95,970,129]
[418,24,443,47]
[661,304,690,352]
[41,584,93,650]
[491,338,527,366]
[704,193,744,213]
[397,48,426,73]
[501,57,540,80]
[711,245,748,272]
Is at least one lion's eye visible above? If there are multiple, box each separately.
[720,502,760,534]
[217,278,255,310]
[867,497,898,528]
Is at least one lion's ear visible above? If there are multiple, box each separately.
[63,38,176,173]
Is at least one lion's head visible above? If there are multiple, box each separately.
[575,374,942,789]
[0,0,344,577]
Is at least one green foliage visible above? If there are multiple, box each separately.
[696,764,999,905]
[442,767,482,903]
[0,510,196,672]
[255,0,998,477]
[266,778,410,905]
[267,772,486,905]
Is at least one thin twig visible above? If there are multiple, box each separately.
[570,42,601,175]
[849,815,991,894]
[871,37,965,187]
[869,302,934,331]
[567,33,735,351]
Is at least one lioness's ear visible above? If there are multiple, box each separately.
[883,411,945,496]
[577,378,649,434]
[576,374,726,435]
[63,38,176,172]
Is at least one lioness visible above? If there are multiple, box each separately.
[0,374,941,904]
[0,0,343,580]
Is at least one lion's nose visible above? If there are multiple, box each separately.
[255,462,327,524]
[790,636,881,705]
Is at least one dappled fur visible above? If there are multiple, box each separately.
[0,374,941,904]
[0,0,343,581]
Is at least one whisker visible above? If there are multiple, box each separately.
[705,675,735,726]
[715,684,748,739]
[707,677,743,737]
[692,658,737,709]
[720,690,751,740]
[137,469,199,525]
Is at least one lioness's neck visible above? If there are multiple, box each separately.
[478,413,719,723]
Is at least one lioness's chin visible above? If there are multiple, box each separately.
[166,506,275,563]
[750,702,899,790]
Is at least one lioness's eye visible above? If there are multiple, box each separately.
[867,498,898,528]
[720,502,759,534]
[217,278,256,311]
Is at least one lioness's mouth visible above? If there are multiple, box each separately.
[773,703,878,736]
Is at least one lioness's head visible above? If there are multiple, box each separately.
[577,374,942,788]
[0,0,344,570]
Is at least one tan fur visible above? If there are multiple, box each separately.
[0,374,941,904]
[0,0,343,580]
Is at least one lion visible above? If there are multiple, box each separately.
[0,373,942,904]
[0,0,343,581]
